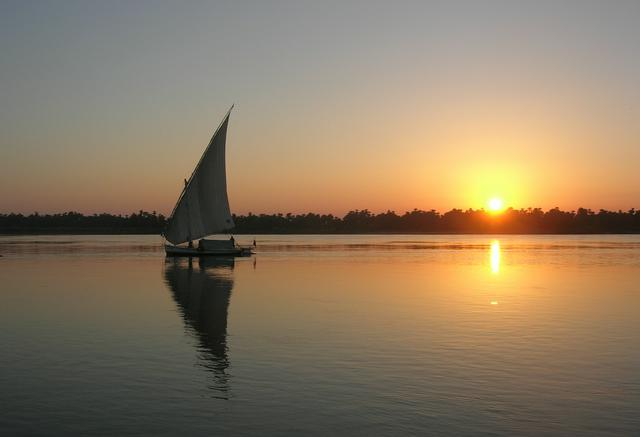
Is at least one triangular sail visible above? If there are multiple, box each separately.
[164,108,235,245]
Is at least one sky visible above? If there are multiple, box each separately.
[1,0,639,216]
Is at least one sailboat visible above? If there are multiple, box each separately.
[163,106,252,257]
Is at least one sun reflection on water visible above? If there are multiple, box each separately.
[490,240,501,274]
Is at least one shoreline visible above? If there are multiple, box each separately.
[2,231,640,236]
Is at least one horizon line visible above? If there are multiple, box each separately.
[2,206,640,218]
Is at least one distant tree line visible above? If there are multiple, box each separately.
[2,208,640,234]
[0,211,166,234]
[233,208,640,234]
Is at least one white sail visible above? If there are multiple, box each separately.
[164,107,235,245]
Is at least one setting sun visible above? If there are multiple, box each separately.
[487,197,504,212]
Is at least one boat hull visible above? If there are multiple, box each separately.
[165,244,252,257]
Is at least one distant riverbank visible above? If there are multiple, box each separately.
[0,228,161,235]
[2,208,640,234]
[3,229,640,236]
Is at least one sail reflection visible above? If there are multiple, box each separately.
[163,257,235,398]
[490,240,501,274]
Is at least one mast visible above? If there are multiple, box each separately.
[184,178,192,244]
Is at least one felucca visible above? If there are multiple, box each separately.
[163,106,252,256]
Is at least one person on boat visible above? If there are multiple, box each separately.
[188,239,193,249]
[253,239,256,247]
[230,235,235,246]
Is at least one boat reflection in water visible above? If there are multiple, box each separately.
[163,257,235,398]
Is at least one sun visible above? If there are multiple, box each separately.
[487,197,504,212]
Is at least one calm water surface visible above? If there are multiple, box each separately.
[1,235,639,436]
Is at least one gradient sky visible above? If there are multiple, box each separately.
[2,0,639,215]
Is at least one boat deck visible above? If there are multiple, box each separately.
[165,244,253,257]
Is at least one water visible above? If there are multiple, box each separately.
[1,235,639,436]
